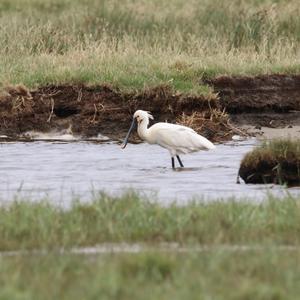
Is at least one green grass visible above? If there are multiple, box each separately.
[1,250,300,299]
[3,192,300,299]
[0,0,300,93]
[242,139,300,166]
[2,191,300,251]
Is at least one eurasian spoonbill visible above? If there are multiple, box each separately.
[121,110,216,168]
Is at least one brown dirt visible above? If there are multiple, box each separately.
[0,84,233,142]
[206,74,300,113]
[239,159,300,185]
[206,74,300,140]
[1,74,300,142]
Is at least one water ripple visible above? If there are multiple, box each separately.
[0,139,299,204]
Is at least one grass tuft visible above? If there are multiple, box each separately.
[239,139,300,184]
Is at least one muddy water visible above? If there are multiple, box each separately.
[0,139,298,205]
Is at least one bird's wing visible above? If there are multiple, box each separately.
[150,123,215,154]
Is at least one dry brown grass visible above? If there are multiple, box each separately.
[0,85,33,113]
[176,108,247,142]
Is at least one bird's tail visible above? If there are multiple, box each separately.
[200,136,216,150]
[206,141,216,150]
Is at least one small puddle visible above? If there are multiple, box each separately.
[2,244,300,257]
[0,139,299,205]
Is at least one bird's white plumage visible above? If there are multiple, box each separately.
[133,110,215,157]
[147,123,215,156]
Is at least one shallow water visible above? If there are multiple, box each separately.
[0,139,299,204]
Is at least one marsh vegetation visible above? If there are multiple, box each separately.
[2,250,300,299]
[2,193,300,299]
[0,0,299,93]
[2,192,300,251]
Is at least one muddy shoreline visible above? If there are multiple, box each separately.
[1,74,300,142]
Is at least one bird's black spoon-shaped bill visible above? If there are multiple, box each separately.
[121,118,137,149]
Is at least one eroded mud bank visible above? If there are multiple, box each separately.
[238,139,300,185]
[206,74,300,113]
[0,84,231,142]
[1,74,300,142]
[207,74,300,137]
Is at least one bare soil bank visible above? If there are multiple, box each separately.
[0,84,227,142]
[206,74,300,139]
[1,74,300,142]
[206,74,300,113]
[239,159,300,185]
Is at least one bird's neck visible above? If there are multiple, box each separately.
[137,119,150,142]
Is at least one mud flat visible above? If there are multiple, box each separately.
[1,74,300,142]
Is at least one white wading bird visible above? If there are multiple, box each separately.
[121,110,216,168]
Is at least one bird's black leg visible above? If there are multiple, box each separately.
[171,157,175,169]
[176,155,184,167]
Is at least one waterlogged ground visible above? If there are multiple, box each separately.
[0,139,299,204]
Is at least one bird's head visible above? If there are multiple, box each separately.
[133,110,154,124]
[121,110,154,149]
